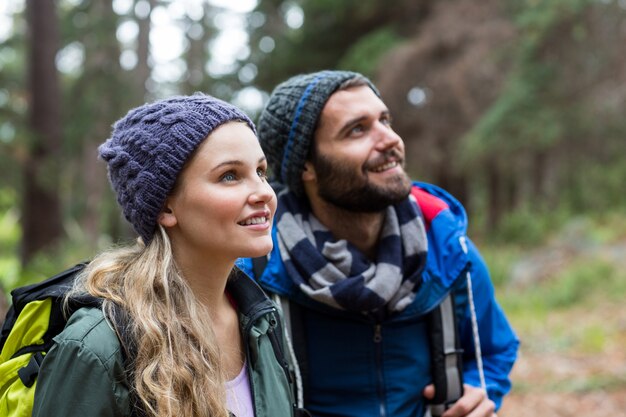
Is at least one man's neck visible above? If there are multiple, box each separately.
[310,199,385,260]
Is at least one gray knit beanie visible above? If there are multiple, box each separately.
[99,93,255,243]
[258,70,380,197]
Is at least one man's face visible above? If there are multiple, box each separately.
[306,85,412,212]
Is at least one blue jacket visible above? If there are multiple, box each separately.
[240,182,519,417]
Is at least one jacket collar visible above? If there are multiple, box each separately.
[227,268,274,319]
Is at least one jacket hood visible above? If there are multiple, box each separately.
[411,182,468,234]
[400,182,471,318]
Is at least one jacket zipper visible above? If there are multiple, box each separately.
[266,312,294,385]
[373,323,387,417]
[243,304,277,416]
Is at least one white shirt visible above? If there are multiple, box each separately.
[225,361,254,417]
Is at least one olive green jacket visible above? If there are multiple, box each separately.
[32,270,297,417]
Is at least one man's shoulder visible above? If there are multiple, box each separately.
[410,184,450,226]
[409,182,470,231]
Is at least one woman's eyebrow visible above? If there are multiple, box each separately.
[210,156,266,172]
[210,160,242,172]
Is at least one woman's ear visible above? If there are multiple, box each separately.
[301,161,317,182]
[158,205,177,228]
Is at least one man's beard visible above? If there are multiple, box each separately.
[312,151,412,212]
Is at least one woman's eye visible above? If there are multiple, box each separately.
[257,168,268,180]
[221,172,237,182]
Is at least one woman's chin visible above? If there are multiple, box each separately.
[244,241,274,259]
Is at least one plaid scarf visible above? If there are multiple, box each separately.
[275,191,428,314]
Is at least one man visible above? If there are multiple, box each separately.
[240,70,519,417]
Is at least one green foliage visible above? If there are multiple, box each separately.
[578,324,607,354]
[497,257,624,344]
[563,152,626,211]
[461,0,626,235]
[249,0,421,91]
[513,371,626,393]
[0,188,20,293]
[466,209,626,397]
[338,28,403,78]
[479,245,522,288]
[485,211,626,312]
[463,73,563,157]
[0,23,28,191]
[499,254,624,312]
[546,260,621,307]
[2,221,119,292]
[494,236,626,396]
[461,0,578,161]
[0,187,119,294]
[489,206,568,247]
[585,211,626,244]
[16,245,93,290]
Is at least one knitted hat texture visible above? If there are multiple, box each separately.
[257,70,380,197]
[99,93,255,243]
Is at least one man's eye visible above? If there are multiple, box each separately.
[349,125,364,135]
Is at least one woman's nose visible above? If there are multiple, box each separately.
[249,178,276,205]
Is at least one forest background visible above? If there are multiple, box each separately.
[1,0,625,415]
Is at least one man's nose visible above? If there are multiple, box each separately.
[374,123,402,151]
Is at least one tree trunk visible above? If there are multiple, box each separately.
[21,0,63,265]
[78,0,123,244]
[181,2,216,95]
[532,151,547,207]
[486,159,502,232]
[134,0,156,99]
[504,168,519,213]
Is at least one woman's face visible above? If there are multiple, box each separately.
[160,121,277,264]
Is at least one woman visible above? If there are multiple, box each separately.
[32,94,297,417]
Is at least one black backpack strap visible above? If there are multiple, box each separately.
[0,305,17,348]
[287,299,308,405]
[426,293,464,416]
[272,294,309,410]
[17,351,45,387]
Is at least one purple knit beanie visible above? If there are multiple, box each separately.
[99,93,255,243]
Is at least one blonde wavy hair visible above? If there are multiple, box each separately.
[67,226,229,417]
